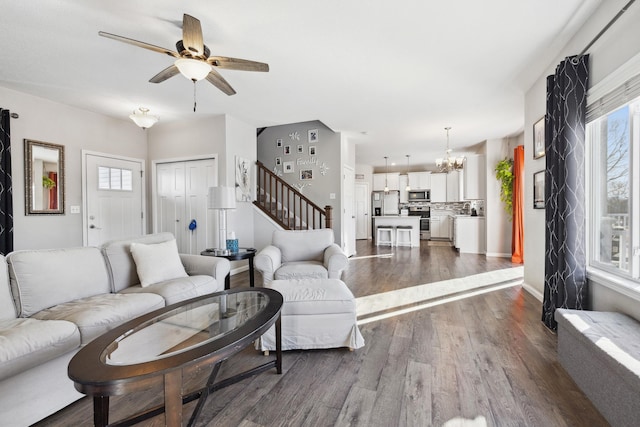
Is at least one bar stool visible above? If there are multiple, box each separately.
[395,225,413,247]
[376,226,394,247]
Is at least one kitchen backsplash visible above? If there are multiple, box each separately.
[401,200,485,216]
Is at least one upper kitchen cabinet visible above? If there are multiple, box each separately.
[430,173,447,202]
[431,171,462,202]
[464,155,486,200]
[447,170,462,202]
[373,172,400,191]
[407,172,431,190]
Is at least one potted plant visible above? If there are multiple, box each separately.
[495,158,514,216]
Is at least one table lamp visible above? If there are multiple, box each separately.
[208,186,236,252]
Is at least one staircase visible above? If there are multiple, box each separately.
[254,161,333,231]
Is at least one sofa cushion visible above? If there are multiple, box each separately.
[0,318,80,381]
[102,232,176,292]
[31,293,165,345]
[7,247,111,318]
[275,262,328,281]
[0,255,17,321]
[130,239,188,287]
[266,279,356,315]
[118,275,217,306]
[272,229,335,263]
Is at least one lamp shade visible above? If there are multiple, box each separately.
[208,186,236,209]
[175,58,212,81]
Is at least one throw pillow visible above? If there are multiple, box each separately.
[130,239,188,287]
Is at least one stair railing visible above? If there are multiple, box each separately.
[254,161,333,230]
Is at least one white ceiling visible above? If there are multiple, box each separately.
[0,0,601,169]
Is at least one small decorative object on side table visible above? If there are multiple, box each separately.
[201,247,257,289]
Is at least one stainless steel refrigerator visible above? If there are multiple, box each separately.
[372,191,400,216]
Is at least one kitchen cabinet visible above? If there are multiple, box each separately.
[399,175,409,203]
[454,216,486,254]
[431,172,461,202]
[373,173,400,191]
[407,172,431,190]
[464,155,486,200]
[430,211,451,240]
[446,171,461,202]
[430,173,447,202]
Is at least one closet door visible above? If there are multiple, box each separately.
[155,159,217,254]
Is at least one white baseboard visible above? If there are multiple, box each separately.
[486,252,511,258]
[522,282,544,302]
[230,264,249,276]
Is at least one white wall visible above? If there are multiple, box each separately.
[485,138,513,257]
[1,86,147,250]
[523,0,640,305]
[148,114,257,252]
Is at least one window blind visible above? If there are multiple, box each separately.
[587,72,640,122]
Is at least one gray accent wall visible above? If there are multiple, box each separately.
[257,120,342,244]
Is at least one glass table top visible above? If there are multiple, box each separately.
[102,291,269,366]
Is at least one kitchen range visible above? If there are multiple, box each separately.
[408,204,430,240]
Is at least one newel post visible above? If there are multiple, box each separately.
[324,205,333,229]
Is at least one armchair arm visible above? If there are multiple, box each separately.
[254,245,282,285]
[323,243,348,279]
[179,254,231,281]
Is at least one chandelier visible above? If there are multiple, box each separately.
[435,127,464,173]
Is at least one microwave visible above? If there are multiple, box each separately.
[408,190,430,201]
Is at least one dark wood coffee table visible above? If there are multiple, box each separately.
[68,288,283,427]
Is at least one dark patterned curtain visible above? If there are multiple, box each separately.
[542,55,589,330]
[0,109,13,255]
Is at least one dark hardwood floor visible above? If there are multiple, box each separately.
[34,240,608,426]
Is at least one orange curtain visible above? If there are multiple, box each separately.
[48,172,58,210]
[511,145,524,263]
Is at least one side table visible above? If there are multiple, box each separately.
[201,247,257,289]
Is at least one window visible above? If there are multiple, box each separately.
[98,166,133,191]
[587,96,640,281]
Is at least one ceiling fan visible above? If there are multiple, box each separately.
[99,13,269,98]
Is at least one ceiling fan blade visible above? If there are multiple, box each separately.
[205,69,237,96]
[149,65,180,83]
[208,56,269,72]
[182,14,204,57]
[98,31,180,58]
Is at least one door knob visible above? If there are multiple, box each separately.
[89,224,102,230]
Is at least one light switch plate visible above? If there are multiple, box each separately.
[329,193,336,199]
[70,206,81,214]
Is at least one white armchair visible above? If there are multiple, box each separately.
[254,229,348,285]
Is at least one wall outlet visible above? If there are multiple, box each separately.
[70,206,81,214]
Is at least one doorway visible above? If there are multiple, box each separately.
[83,151,145,246]
[342,166,356,257]
[355,182,370,240]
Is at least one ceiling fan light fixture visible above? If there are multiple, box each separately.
[129,107,158,129]
[175,58,211,81]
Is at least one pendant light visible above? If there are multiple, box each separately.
[384,156,389,193]
[405,155,411,191]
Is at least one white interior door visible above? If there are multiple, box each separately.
[84,152,145,246]
[343,166,356,257]
[355,182,369,239]
[155,158,217,254]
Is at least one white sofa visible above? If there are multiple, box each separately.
[0,232,229,427]
[254,229,348,285]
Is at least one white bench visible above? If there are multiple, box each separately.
[555,308,640,426]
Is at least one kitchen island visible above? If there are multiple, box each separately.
[372,216,420,247]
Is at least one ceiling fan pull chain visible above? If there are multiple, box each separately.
[193,81,197,112]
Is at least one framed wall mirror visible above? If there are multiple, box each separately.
[24,139,65,215]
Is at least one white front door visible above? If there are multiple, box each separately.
[155,158,217,254]
[355,182,370,239]
[343,166,356,257]
[83,152,145,246]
